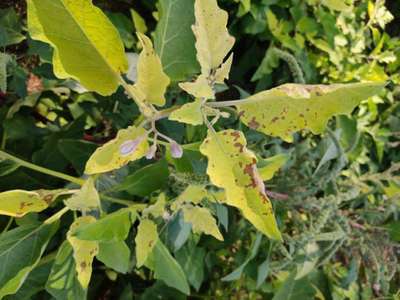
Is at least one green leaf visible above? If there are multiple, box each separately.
[27,0,128,95]
[73,207,136,242]
[0,222,59,298]
[46,241,87,300]
[64,177,101,213]
[0,159,19,177]
[0,8,25,47]
[258,154,289,181]
[97,241,131,274]
[58,139,97,175]
[152,240,190,295]
[136,219,158,267]
[272,271,316,300]
[236,82,385,142]
[182,205,223,241]
[386,221,400,242]
[154,0,199,81]
[115,159,169,197]
[85,126,149,175]
[0,53,11,92]
[200,130,282,240]
[169,98,204,125]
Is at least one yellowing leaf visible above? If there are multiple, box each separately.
[27,0,128,95]
[182,204,223,240]
[130,9,147,34]
[67,216,99,289]
[192,0,235,75]
[215,53,233,84]
[258,154,289,181]
[236,82,385,142]
[169,98,204,125]
[0,189,65,217]
[135,219,158,267]
[171,185,209,211]
[143,193,166,218]
[179,75,214,99]
[200,130,281,240]
[130,33,170,106]
[64,177,100,212]
[85,126,149,174]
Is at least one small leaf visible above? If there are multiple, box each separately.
[179,75,215,99]
[182,205,223,241]
[64,177,100,212]
[97,241,131,274]
[215,53,233,84]
[67,216,99,289]
[143,193,166,218]
[135,219,158,267]
[169,98,204,125]
[0,53,11,92]
[258,154,289,181]
[171,185,208,210]
[130,33,170,106]
[200,129,281,240]
[85,126,149,174]
[236,82,385,142]
[27,0,128,95]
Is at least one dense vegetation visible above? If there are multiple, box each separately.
[0,0,399,299]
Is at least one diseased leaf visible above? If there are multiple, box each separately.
[179,75,215,99]
[169,98,204,125]
[215,53,233,84]
[171,185,208,211]
[143,193,166,218]
[182,205,223,241]
[67,216,99,289]
[236,82,385,142]
[154,0,199,81]
[85,126,149,175]
[97,241,131,274]
[200,130,281,240]
[129,33,170,107]
[27,0,128,95]
[0,189,66,217]
[64,177,100,212]
[46,241,86,300]
[258,154,289,181]
[136,219,158,267]
[0,222,59,298]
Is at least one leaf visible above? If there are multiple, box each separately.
[64,177,101,212]
[67,216,99,288]
[46,241,87,300]
[166,212,192,252]
[73,207,136,242]
[152,240,190,295]
[192,0,235,75]
[215,53,234,84]
[272,271,316,300]
[143,193,166,218]
[58,139,97,175]
[130,9,147,34]
[321,0,351,12]
[236,82,385,142]
[258,154,289,181]
[179,74,215,99]
[135,219,158,267]
[85,126,149,175]
[0,189,65,217]
[171,185,209,210]
[154,0,199,81]
[0,222,58,298]
[97,241,131,274]
[0,53,11,92]
[182,205,223,241]
[27,0,128,95]
[0,8,25,47]
[169,98,204,125]
[200,129,281,240]
[130,33,170,106]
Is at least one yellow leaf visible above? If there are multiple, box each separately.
[64,177,100,212]
[169,98,204,125]
[215,53,233,84]
[27,0,128,96]
[130,9,147,34]
[131,33,170,106]
[135,219,158,267]
[0,189,65,217]
[200,130,282,240]
[85,126,149,174]
[258,154,289,181]
[182,204,223,241]
[171,185,209,211]
[143,193,166,218]
[192,0,235,75]
[236,82,385,142]
[179,75,214,99]
[67,216,99,289]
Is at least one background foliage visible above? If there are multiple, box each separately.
[0,0,399,299]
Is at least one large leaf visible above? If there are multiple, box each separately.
[154,0,199,81]
[46,241,86,300]
[135,219,158,267]
[27,0,128,95]
[85,126,149,175]
[0,222,58,298]
[200,130,281,240]
[236,82,385,142]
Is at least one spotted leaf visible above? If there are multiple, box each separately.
[135,219,158,267]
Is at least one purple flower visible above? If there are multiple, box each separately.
[170,141,183,158]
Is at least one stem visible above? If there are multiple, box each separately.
[1,217,14,235]
[207,98,248,108]
[0,150,85,186]
[44,206,69,224]
[100,194,141,207]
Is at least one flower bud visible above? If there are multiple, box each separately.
[170,141,183,158]
[146,144,157,159]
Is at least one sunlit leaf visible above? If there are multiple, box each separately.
[27,0,128,95]
[169,98,204,125]
[237,82,385,142]
[135,219,158,267]
[258,154,289,181]
[171,185,208,211]
[200,129,281,240]
[64,177,100,212]
[85,126,149,175]
[179,75,215,99]
[182,205,223,241]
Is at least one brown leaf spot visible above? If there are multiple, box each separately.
[248,117,260,129]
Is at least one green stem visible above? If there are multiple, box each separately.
[100,194,139,207]
[0,150,85,186]
[1,217,14,235]
[44,206,69,224]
